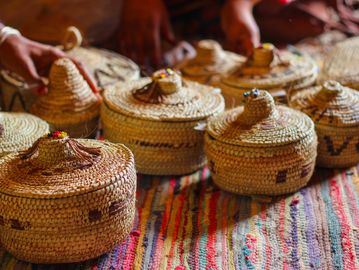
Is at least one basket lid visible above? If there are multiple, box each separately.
[289,80,359,127]
[103,68,225,121]
[221,44,317,89]
[0,131,134,199]
[31,58,102,125]
[63,26,140,88]
[206,89,314,147]
[318,37,359,88]
[0,112,49,156]
[180,40,244,77]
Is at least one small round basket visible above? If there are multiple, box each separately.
[289,80,359,168]
[101,69,225,175]
[217,44,318,107]
[31,58,102,138]
[0,131,137,263]
[0,112,49,157]
[205,89,317,196]
[179,40,244,85]
[318,37,359,90]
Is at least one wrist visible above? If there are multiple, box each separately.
[0,26,21,47]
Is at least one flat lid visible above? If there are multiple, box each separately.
[0,132,134,199]
[0,112,49,156]
[206,89,314,147]
[289,80,359,127]
[103,69,225,121]
[221,44,317,89]
[180,40,244,76]
[31,58,101,125]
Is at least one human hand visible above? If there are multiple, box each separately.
[0,34,65,94]
[221,0,261,56]
[118,0,175,67]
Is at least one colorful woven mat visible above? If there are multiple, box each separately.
[1,165,359,270]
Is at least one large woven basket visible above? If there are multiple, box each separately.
[31,58,102,138]
[0,112,49,157]
[101,69,225,175]
[0,131,136,263]
[216,44,318,108]
[318,37,359,90]
[289,80,359,168]
[205,89,317,196]
[179,40,244,85]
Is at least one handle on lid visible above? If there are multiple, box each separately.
[133,68,182,103]
[237,89,277,125]
[62,26,83,51]
[193,40,224,65]
[20,131,101,168]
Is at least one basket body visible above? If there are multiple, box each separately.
[102,104,205,175]
[205,132,317,195]
[316,125,359,168]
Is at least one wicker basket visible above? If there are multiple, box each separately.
[31,58,102,138]
[101,69,225,175]
[0,112,49,157]
[179,40,244,85]
[205,89,317,196]
[0,131,136,263]
[216,43,318,108]
[289,80,359,168]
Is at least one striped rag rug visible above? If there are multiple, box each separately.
[1,165,359,270]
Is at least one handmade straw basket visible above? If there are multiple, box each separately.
[318,37,359,90]
[289,80,359,168]
[31,58,102,138]
[0,131,137,263]
[102,69,225,175]
[62,26,140,90]
[205,89,317,196]
[179,40,244,85]
[0,112,49,157]
[216,43,318,107]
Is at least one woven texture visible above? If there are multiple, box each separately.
[102,70,225,175]
[1,165,359,269]
[31,58,102,138]
[0,134,137,264]
[289,80,359,168]
[0,112,49,157]
[318,36,359,90]
[180,40,245,85]
[205,90,317,195]
[217,45,318,107]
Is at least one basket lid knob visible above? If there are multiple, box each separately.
[238,89,277,125]
[248,43,274,68]
[152,68,182,95]
[62,26,83,51]
[319,80,343,97]
[193,40,224,65]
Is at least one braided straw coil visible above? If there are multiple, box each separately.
[0,132,136,263]
[63,26,140,89]
[217,44,318,108]
[179,40,244,85]
[289,80,359,168]
[31,58,102,138]
[0,112,49,157]
[101,69,225,175]
[205,89,317,195]
[318,37,359,90]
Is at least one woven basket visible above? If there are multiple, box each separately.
[0,112,49,157]
[205,89,317,196]
[31,58,102,138]
[179,40,244,85]
[289,80,359,168]
[318,37,359,90]
[0,131,136,263]
[62,26,140,90]
[101,69,225,175]
[216,44,318,108]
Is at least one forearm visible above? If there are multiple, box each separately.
[226,0,263,9]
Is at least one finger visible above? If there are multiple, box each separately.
[145,28,162,68]
[161,16,175,44]
[19,56,47,95]
[133,32,145,65]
